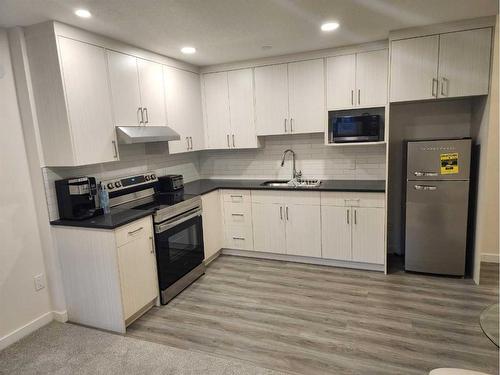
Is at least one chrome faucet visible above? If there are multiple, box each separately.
[280,149,302,180]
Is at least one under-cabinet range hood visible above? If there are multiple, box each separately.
[116,126,180,144]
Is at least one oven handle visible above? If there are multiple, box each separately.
[155,209,202,233]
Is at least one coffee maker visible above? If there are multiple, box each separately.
[55,177,103,220]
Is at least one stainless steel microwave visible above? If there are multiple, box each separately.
[329,114,382,143]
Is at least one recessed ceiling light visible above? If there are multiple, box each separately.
[181,46,196,54]
[75,9,92,18]
[321,22,339,32]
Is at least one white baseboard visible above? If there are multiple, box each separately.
[482,252,500,263]
[0,311,53,351]
[221,249,384,272]
[52,310,68,322]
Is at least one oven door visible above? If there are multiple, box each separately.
[154,210,204,299]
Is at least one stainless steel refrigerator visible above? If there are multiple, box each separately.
[404,138,471,276]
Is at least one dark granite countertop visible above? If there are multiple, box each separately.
[50,206,156,230]
[184,179,385,195]
[50,179,384,230]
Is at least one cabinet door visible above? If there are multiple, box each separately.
[164,66,204,153]
[228,69,258,148]
[107,50,142,126]
[438,28,492,98]
[203,72,231,149]
[201,190,223,260]
[352,207,384,264]
[137,58,166,126]
[252,203,286,254]
[390,35,439,102]
[326,54,356,110]
[356,50,388,107]
[58,37,118,165]
[321,206,352,261]
[288,59,325,134]
[117,227,158,320]
[284,204,321,258]
[254,64,289,135]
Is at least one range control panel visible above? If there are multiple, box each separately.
[102,172,158,192]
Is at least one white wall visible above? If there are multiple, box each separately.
[0,29,52,349]
[200,133,386,180]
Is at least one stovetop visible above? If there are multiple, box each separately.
[131,192,202,223]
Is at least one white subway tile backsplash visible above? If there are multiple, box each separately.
[43,134,386,221]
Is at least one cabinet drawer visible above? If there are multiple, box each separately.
[252,190,320,205]
[224,202,252,226]
[251,190,284,204]
[321,192,385,208]
[115,216,152,248]
[222,189,251,204]
[225,226,254,250]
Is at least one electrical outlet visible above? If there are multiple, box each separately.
[34,274,45,291]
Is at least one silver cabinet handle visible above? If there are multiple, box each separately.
[189,137,193,150]
[227,134,230,148]
[112,140,118,158]
[231,213,244,217]
[414,171,438,177]
[441,77,449,97]
[284,118,287,132]
[137,107,144,124]
[354,209,357,225]
[347,209,350,224]
[290,118,293,132]
[232,237,245,240]
[431,78,438,98]
[280,206,283,220]
[230,194,243,198]
[357,89,360,105]
[186,137,189,149]
[414,185,438,191]
[149,236,155,254]
[285,206,289,221]
[128,226,143,235]
[143,107,149,124]
[351,90,354,105]
[232,134,235,148]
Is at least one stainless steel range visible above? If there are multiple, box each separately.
[103,172,205,304]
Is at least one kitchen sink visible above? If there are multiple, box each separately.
[260,179,322,188]
[260,180,290,187]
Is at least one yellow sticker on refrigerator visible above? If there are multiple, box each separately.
[440,153,459,174]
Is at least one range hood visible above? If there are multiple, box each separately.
[116,126,180,144]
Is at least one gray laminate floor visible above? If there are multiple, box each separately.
[127,255,499,375]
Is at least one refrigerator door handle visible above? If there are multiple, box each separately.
[414,184,438,191]
[414,171,438,177]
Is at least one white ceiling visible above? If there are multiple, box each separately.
[0,0,497,66]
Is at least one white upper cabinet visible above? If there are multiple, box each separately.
[288,59,325,134]
[25,30,119,166]
[255,60,325,135]
[356,50,388,107]
[107,50,143,126]
[107,51,166,126]
[164,66,204,153]
[203,71,231,149]
[390,28,492,102]
[438,28,492,98]
[202,68,258,149]
[326,54,356,109]
[136,59,167,126]
[255,63,289,136]
[390,35,439,102]
[227,69,258,148]
[327,50,388,110]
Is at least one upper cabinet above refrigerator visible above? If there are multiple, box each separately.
[390,28,492,102]
[107,50,167,127]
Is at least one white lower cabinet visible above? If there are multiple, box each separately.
[252,202,286,254]
[321,192,385,265]
[201,190,224,260]
[222,190,255,251]
[54,216,158,333]
[285,204,321,257]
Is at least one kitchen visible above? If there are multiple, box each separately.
[0,1,498,374]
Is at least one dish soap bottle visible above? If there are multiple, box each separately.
[98,182,110,214]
